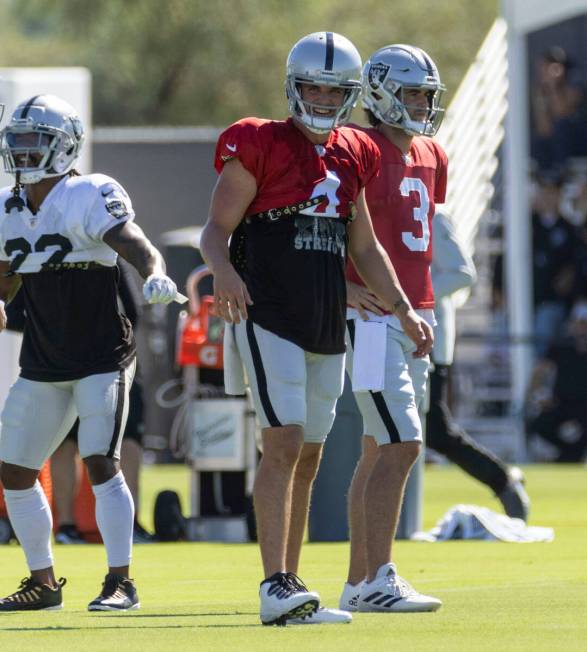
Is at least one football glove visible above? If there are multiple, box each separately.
[143,274,178,305]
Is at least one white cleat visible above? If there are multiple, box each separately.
[288,606,352,624]
[259,572,320,626]
[358,563,442,613]
[339,580,364,612]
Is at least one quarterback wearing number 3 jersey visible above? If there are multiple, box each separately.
[201,32,433,627]
[340,44,447,616]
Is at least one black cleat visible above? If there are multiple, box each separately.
[0,577,66,611]
[497,467,531,521]
[133,520,155,544]
[88,574,140,611]
[55,524,87,544]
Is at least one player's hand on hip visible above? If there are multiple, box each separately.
[143,274,178,305]
[399,309,434,357]
[0,300,7,332]
[213,265,253,324]
[346,281,386,320]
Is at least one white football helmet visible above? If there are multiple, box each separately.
[362,44,445,137]
[0,94,84,184]
[286,31,362,134]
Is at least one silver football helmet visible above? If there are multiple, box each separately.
[0,94,84,184]
[362,44,445,137]
[286,31,362,134]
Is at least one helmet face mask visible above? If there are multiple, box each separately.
[363,44,445,137]
[0,95,85,184]
[286,32,362,135]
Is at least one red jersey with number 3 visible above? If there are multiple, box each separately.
[214,117,379,354]
[346,127,448,309]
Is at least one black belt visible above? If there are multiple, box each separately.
[246,195,328,222]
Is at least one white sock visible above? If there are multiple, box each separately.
[4,482,54,571]
[92,471,135,568]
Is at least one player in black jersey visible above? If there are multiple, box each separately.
[0,95,178,611]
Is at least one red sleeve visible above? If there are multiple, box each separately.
[214,118,266,182]
[434,142,448,204]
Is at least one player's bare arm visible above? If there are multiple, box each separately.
[0,261,21,332]
[103,221,165,278]
[103,221,177,305]
[348,190,434,357]
[200,158,256,324]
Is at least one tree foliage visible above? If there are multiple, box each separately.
[0,0,498,126]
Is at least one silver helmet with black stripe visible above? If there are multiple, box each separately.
[362,44,445,137]
[0,94,84,184]
[286,31,362,134]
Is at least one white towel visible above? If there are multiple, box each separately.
[351,319,387,393]
[411,504,554,543]
[223,323,247,395]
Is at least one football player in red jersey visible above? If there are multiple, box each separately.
[200,32,433,626]
[339,45,448,614]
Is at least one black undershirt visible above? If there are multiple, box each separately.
[18,265,135,382]
[240,214,348,354]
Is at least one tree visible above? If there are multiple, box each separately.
[2,0,497,126]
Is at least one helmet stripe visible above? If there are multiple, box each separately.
[420,49,435,77]
[20,95,41,119]
[325,32,334,71]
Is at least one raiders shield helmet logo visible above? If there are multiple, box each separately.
[368,62,390,89]
[105,199,129,219]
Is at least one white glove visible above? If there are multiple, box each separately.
[143,274,178,305]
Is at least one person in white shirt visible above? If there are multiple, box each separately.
[426,212,530,520]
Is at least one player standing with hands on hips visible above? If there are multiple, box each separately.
[0,95,179,612]
[200,32,433,626]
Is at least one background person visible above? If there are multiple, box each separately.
[426,212,531,520]
[51,259,153,545]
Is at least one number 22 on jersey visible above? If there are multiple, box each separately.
[400,177,430,253]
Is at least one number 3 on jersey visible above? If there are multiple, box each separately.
[400,177,430,252]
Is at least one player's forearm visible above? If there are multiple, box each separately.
[350,242,411,313]
[121,243,166,280]
[0,273,22,304]
[104,222,166,280]
[200,222,234,275]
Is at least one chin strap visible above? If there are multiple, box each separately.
[5,172,25,213]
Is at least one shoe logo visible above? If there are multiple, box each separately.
[226,143,237,152]
[101,188,115,197]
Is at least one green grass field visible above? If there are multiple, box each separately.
[0,464,585,651]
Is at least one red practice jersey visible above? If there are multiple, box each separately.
[215,117,378,219]
[214,117,379,354]
[347,127,448,309]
